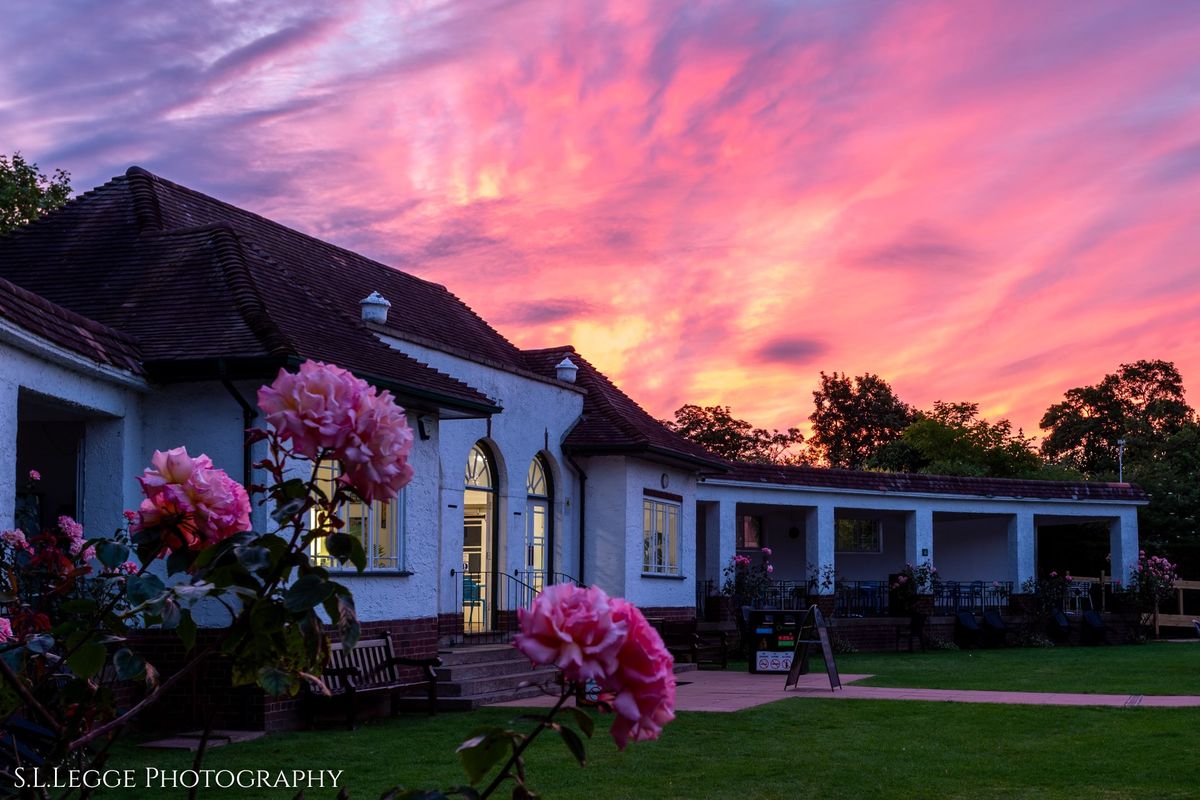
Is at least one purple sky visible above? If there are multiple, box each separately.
[3,1,1198,436]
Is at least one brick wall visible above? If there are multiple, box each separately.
[128,616,439,734]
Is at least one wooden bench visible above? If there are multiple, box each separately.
[304,633,441,729]
[648,618,729,668]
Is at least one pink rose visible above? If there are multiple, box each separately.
[337,387,415,502]
[1,529,30,552]
[258,361,415,501]
[135,447,250,552]
[123,510,138,523]
[761,547,772,557]
[28,470,40,482]
[514,584,627,682]
[117,561,139,575]
[1049,571,1057,578]
[257,361,365,458]
[605,599,676,750]
[0,617,11,642]
[766,564,774,574]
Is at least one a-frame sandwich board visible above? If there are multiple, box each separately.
[784,605,841,692]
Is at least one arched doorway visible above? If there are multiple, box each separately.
[524,455,553,591]
[463,442,498,631]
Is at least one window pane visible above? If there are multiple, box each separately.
[668,506,679,572]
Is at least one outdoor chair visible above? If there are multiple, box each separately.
[896,612,927,653]
[954,610,982,649]
[1047,608,1072,643]
[981,609,1009,647]
[1081,609,1108,645]
[1193,619,1200,639]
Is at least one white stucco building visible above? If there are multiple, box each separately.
[0,167,1146,674]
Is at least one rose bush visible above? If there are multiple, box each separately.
[1,359,667,798]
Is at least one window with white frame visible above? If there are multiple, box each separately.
[308,462,406,571]
[642,498,680,575]
[835,518,881,554]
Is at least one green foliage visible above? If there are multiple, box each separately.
[808,372,914,468]
[664,404,805,464]
[1039,359,1194,477]
[0,152,71,234]
[869,401,1053,479]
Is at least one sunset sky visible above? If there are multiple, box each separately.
[2,1,1197,438]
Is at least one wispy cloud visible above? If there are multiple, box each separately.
[2,0,1198,435]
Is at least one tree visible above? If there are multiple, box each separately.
[868,401,1051,478]
[664,404,805,464]
[1040,359,1193,477]
[807,372,914,469]
[0,152,72,234]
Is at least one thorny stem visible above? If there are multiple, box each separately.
[480,686,572,799]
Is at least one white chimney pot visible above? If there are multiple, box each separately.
[555,357,578,383]
[360,291,391,324]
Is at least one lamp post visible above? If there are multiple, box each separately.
[1117,438,1126,482]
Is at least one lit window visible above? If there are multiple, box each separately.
[642,498,680,575]
[737,515,762,550]
[309,462,405,571]
[835,518,881,554]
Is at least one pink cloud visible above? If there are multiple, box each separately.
[2,0,1199,437]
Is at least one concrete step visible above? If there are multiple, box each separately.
[438,667,560,697]
[437,657,538,682]
[437,645,527,667]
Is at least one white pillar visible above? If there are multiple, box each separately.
[1108,510,1139,587]
[1007,512,1036,589]
[717,499,737,582]
[904,507,934,567]
[805,504,835,594]
[0,381,18,529]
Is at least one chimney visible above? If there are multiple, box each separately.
[555,357,578,383]
[360,291,391,324]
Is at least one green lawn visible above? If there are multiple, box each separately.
[825,642,1200,695]
[112,699,1200,799]
[104,645,1200,799]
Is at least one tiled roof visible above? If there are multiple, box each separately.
[713,462,1149,502]
[0,274,143,375]
[522,346,727,471]
[0,167,499,414]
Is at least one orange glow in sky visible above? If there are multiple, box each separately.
[2,1,1197,436]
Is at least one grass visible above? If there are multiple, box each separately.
[103,645,1200,799]
[821,642,1200,695]
[111,698,1200,799]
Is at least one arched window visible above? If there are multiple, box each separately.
[462,443,497,630]
[524,455,553,590]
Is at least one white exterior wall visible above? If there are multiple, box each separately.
[934,517,1010,582]
[0,336,146,532]
[622,459,697,609]
[582,455,628,597]
[372,335,585,616]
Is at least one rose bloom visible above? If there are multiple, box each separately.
[0,617,12,643]
[1,529,30,552]
[258,360,416,501]
[135,447,251,551]
[257,360,364,458]
[337,386,415,501]
[514,584,627,683]
[28,470,40,482]
[605,598,676,750]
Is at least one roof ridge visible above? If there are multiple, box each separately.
[125,166,163,230]
[203,226,294,356]
[234,234,489,401]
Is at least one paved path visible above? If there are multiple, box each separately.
[495,669,1200,713]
